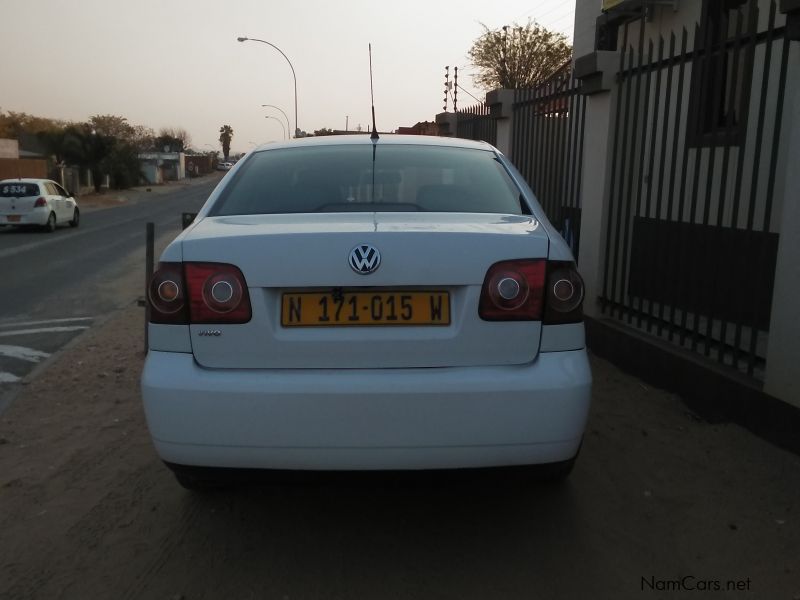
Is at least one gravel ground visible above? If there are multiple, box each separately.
[0,304,798,600]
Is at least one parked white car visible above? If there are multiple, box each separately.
[0,178,80,232]
[141,135,592,489]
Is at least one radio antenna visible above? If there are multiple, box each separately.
[369,43,379,141]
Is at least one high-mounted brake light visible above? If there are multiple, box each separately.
[479,259,546,321]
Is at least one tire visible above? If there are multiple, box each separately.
[44,212,56,233]
[173,469,229,492]
[530,455,578,483]
[524,439,583,484]
[69,208,80,228]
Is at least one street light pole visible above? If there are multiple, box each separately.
[261,104,292,139]
[265,116,286,140]
[238,36,298,137]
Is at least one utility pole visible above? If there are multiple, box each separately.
[453,67,458,113]
[443,66,449,112]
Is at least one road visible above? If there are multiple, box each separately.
[0,177,214,401]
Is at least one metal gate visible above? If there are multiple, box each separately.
[511,67,587,258]
[598,0,792,378]
[455,103,497,146]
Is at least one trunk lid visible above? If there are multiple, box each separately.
[182,213,550,369]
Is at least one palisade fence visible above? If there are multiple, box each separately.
[455,103,497,147]
[598,0,791,379]
[511,66,587,258]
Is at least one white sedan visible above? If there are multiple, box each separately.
[141,135,591,489]
[0,178,80,232]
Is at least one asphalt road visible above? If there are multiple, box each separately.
[0,178,214,392]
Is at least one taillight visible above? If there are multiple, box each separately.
[543,261,584,324]
[148,262,188,324]
[34,197,47,207]
[148,262,251,324]
[479,259,546,320]
[185,262,251,324]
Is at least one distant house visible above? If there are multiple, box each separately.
[138,152,186,184]
[0,137,48,179]
[396,121,439,136]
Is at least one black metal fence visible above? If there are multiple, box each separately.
[455,103,497,146]
[511,67,587,258]
[598,0,791,378]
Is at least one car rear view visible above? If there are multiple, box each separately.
[0,181,46,226]
[141,136,592,489]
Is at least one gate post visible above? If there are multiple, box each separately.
[764,31,800,408]
[435,112,458,137]
[573,50,619,319]
[486,89,515,159]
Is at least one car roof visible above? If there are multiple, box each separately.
[251,134,495,154]
[0,178,54,185]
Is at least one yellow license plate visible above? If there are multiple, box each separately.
[281,290,450,327]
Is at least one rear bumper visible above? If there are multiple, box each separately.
[0,208,48,225]
[141,350,592,470]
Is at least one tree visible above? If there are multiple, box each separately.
[219,125,234,160]
[155,127,191,152]
[0,110,68,138]
[89,114,135,140]
[467,20,572,90]
[62,124,113,192]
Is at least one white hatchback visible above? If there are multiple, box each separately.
[141,135,592,489]
[0,178,80,231]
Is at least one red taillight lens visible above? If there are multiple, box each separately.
[148,262,188,324]
[185,262,251,324]
[34,197,47,207]
[543,261,584,324]
[479,259,546,320]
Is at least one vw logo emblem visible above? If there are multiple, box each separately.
[349,244,381,274]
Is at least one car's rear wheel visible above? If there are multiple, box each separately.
[69,208,80,228]
[172,468,229,492]
[523,439,582,484]
[44,212,56,233]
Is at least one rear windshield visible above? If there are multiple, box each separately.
[209,144,525,216]
[0,183,40,198]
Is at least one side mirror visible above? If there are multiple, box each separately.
[182,212,197,229]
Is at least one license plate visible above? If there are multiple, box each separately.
[6,215,20,223]
[281,290,450,327]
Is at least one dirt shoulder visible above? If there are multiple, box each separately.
[0,306,798,599]
[78,173,222,213]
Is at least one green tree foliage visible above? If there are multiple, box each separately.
[0,110,69,138]
[219,125,234,160]
[467,20,572,90]
[61,124,113,192]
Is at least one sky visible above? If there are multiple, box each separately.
[0,0,575,154]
